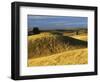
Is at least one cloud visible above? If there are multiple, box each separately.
[28,15,87,29]
[28,15,61,20]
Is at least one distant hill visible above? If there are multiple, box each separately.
[28,27,87,31]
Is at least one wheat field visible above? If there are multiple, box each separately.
[28,32,88,66]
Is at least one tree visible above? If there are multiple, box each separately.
[32,27,40,34]
[76,30,79,35]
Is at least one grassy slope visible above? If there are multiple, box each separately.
[28,32,87,59]
[28,48,88,66]
[28,32,88,66]
[70,35,87,41]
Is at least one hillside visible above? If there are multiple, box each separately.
[28,32,87,59]
[28,48,88,66]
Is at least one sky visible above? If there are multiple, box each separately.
[28,15,88,30]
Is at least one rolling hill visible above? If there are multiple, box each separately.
[28,48,88,66]
[28,32,87,59]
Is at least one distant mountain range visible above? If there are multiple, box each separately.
[28,27,87,32]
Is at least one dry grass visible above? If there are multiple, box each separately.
[28,32,88,66]
[28,48,88,66]
[70,35,87,41]
[28,32,87,58]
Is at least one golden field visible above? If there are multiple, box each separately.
[28,48,87,66]
[28,32,88,66]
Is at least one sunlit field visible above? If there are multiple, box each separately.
[28,30,88,67]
